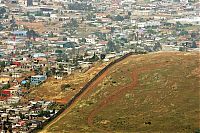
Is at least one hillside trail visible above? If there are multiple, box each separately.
[87,70,138,132]
[40,57,129,133]
[41,53,177,133]
[40,70,109,132]
[87,62,174,132]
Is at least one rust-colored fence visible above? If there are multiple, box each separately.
[29,52,137,133]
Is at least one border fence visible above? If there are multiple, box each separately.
[29,52,146,133]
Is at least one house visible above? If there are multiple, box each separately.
[85,37,96,44]
[1,85,20,97]
[100,18,112,23]
[96,13,108,19]
[31,75,47,85]
[0,98,7,105]
[133,10,151,16]
[0,76,10,84]
[12,30,27,37]
[1,89,12,97]
[12,61,21,67]
[32,53,46,58]
[7,96,20,104]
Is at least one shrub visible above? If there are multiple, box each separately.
[61,84,71,91]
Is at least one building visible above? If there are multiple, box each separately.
[31,75,47,85]
[12,30,27,37]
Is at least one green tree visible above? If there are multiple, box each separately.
[113,15,124,21]
[2,83,10,89]
[28,15,35,22]
[179,30,188,36]
[89,53,99,62]
[0,7,6,18]
[107,40,116,52]
[153,42,162,51]
[86,12,95,21]
[0,61,5,67]
[191,41,197,48]
[64,18,79,35]
[0,23,4,31]
[191,32,197,38]
[79,38,86,43]
[27,29,38,40]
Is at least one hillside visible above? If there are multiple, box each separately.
[41,52,200,133]
[24,61,110,104]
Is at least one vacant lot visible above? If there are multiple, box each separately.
[42,52,200,133]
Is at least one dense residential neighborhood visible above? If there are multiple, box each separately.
[0,0,199,132]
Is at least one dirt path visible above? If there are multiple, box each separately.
[87,70,138,132]
[41,58,125,132]
[87,62,174,132]
[40,56,133,133]
[41,53,177,132]
[40,69,109,132]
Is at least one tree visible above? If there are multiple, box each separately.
[94,32,107,40]
[68,2,94,11]
[147,29,156,34]
[191,32,197,38]
[58,64,64,70]
[79,38,86,43]
[0,7,6,18]
[176,21,183,28]
[191,41,197,48]
[55,50,63,55]
[44,67,52,77]
[128,12,131,16]
[153,42,162,51]
[107,40,116,52]
[35,11,43,16]
[9,73,12,77]
[64,18,79,35]
[179,30,188,36]
[113,15,124,21]
[61,84,71,91]
[56,58,62,62]
[100,54,106,60]
[70,18,78,27]
[90,53,99,62]
[120,38,128,43]
[111,27,115,33]
[25,81,30,89]
[2,83,10,89]
[0,23,4,31]
[28,15,35,22]
[86,13,95,21]
[27,29,38,40]
[19,112,25,119]
[48,31,54,37]
[0,61,5,67]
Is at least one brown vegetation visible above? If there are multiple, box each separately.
[41,52,200,133]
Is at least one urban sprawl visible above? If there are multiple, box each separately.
[0,0,199,132]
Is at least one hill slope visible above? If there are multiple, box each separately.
[24,61,110,104]
[42,52,200,133]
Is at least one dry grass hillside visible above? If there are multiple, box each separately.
[42,52,199,133]
[27,61,110,104]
